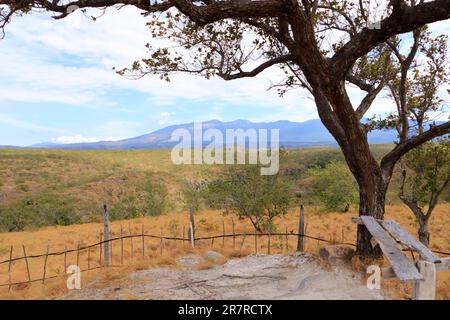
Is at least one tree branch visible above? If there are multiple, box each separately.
[381,121,450,172]
[218,54,293,80]
[0,0,286,23]
[346,73,375,92]
[332,0,450,75]
[170,0,285,25]
[426,175,449,217]
[355,80,386,119]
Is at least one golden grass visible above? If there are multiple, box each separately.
[0,149,221,212]
[0,204,448,300]
[0,146,396,214]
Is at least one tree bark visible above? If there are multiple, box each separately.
[356,181,387,258]
[418,217,430,247]
[399,196,432,247]
[311,83,390,258]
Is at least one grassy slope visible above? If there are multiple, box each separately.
[0,148,222,226]
[0,145,396,213]
[0,147,448,299]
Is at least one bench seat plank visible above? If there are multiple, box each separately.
[436,258,450,271]
[360,216,423,282]
[381,220,440,263]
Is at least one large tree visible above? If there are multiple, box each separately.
[1,0,450,257]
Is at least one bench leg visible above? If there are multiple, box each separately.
[413,260,436,300]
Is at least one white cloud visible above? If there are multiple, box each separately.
[1,5,449,124]
[52,135,120,144]
[0,7,317,119]
[158,111,176,125]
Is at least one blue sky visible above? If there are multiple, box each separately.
[0,7,448,146]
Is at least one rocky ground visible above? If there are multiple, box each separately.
[63,252,386,300]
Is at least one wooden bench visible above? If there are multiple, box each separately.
[353,216,449,300]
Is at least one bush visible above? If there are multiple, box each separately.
[308,161,359,212]
[180,181,206,212]
[110,176,168,220]
[142,178,168,216]
[0,193,81,232]
[204,165,294,232]
[301,150,345,169]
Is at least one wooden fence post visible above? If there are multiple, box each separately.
[160,229,163,256]
[129,222,134,258]
[110,232,114,263]
[255,233,258,254]
[22,245,31,283]
[232,219,236,249]
[99,232,102,266]
[182,226,186,246]
[285,227,289,252]
[76,242,80,267]
[103,204,110,266]
[120,225,124,265]
[222,221,225,247]
[189,222,195,248]
[42,245,50,284]
[297,204,305,252]
[189,204,195,241]
[87,246,91,270]
[141,224,145,258]
[8,245,13,291]
[64,245,68,271]
[413,260,436,300]
[267,232,271,255]
[240,235,247,252]
[304,223,308,251]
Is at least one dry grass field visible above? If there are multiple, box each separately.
[0,148,219,215]
[0,148,448,300]
[0,146,396,215]
[0,204,448,300]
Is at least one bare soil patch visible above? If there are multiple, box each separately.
[63,253,386,300]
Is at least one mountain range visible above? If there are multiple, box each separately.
[21,119,402,150]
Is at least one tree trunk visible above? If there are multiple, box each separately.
[356,180,387,258]
[418,218,430,247]
[311,82,392,259]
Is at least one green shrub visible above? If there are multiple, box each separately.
[110,176,168,220]
[0,193,81,232]
[142,178,167,216]
[308,161,359,212]
[204,165,294,232]
[301,150,345,169]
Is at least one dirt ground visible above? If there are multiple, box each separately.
[63,253,386,300]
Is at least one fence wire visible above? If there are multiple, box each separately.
[0,230,448,289]
[1,231,449,266]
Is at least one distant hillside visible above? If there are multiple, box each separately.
[31,119,402,150]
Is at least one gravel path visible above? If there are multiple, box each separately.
[63,253,386,300]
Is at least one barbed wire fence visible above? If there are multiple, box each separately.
[0,204,449,291]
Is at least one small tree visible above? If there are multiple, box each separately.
[308,162,359,212]
[180,180,211,210]
[206,165,293,232]
[399,139,450,246]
